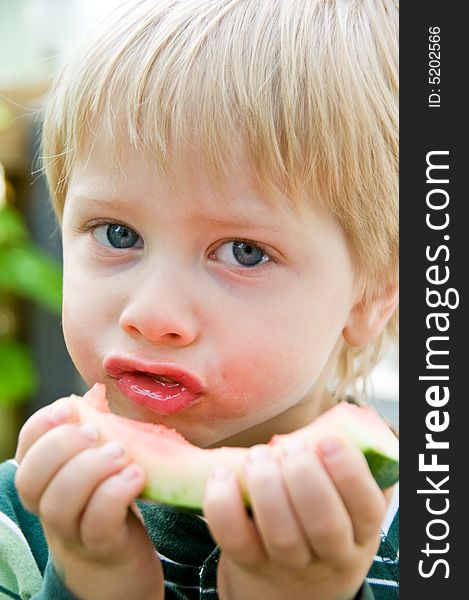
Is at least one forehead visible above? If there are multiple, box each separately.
[67,130,311,225]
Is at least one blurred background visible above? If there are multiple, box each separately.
[0,0,120,460]
[0,0,398,462]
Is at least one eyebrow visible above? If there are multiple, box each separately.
[67,194,143,218]
[68,195,131,208]
[199,215,283,233]
[68,194,284,233]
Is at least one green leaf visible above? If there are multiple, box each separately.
[0,338,37,407]
[0,245,62,314]
[0,205,29,246]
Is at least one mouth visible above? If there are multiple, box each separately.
[103,356,205,415]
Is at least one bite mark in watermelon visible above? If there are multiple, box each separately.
[67,383,399,512]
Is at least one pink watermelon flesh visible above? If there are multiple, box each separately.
[67,383,399,512]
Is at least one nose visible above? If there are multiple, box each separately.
[119,266,200,347]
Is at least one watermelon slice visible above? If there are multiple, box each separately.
[67,384,399,512]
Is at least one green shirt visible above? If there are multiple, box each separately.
[0,460,399,599]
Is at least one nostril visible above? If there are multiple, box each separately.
[122,323,140,336]
[119,305,198,346]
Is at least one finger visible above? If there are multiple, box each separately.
[15,421,100,513]
[280,439,354,562]
[203,466,266,567]
[79,463,147,555]
[243,445,312,568]
[317,437,387,547]
[15,398,80,462]
[383,484,396,506]
[38,441,130,540]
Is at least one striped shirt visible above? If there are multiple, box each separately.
[0,459,398,599]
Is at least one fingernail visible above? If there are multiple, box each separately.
[248,445,272,462]
[283,439,307,456]
[211,466,234,481]
[79,422,99,442]
[50,404,71,424]
[120,464,141,480]
[101,441,125,458]
[318,437,343,458]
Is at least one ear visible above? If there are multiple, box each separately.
[343,283,399,347]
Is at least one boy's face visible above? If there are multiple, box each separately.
[62,138,360,447]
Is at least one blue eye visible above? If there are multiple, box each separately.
[214,240,270,267]
[93,224,142,249]
[232,241,266,266]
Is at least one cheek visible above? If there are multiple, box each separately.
[207,264,357,416]
[207,345,316,426]
[206,306,340,420]
[61,269,112,383]
[61,295,96,383]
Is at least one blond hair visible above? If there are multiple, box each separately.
[42,0,399,399]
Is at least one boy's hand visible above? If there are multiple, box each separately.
[14,399,164,600]
[204,437,390,600]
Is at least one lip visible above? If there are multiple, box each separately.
[103,355,206,415]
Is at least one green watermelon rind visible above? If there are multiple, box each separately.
[363,448,399,490]
[140,445,400,513]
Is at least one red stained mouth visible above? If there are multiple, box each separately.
[103,356,205,415]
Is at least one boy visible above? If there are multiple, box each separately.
[0,0,399,598]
